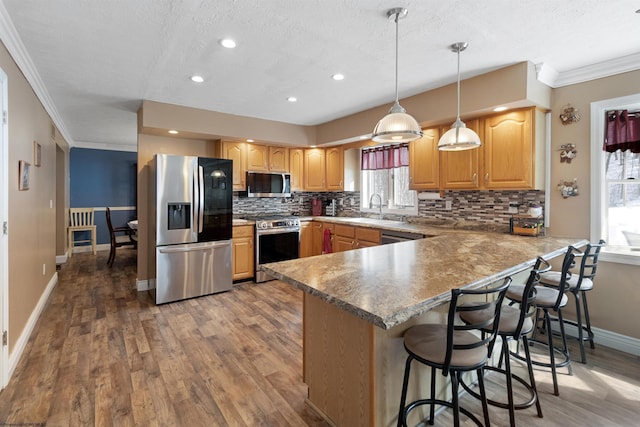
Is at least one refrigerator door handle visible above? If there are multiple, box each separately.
[198,165,205,232]
[192,163,200,237]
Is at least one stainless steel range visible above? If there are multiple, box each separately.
[249,216,300,283]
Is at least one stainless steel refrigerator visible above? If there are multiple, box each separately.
[152,154,233,304]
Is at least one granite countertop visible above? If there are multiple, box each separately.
[261,231,587,330]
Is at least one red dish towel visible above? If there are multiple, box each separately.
[322,228,333,254]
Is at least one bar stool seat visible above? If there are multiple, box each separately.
[506,284,568,308]
[397,278,511,427]
[538,272,593,291]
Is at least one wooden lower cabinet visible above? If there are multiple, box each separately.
[333,224,381,252]
[299,221,314,258]
[232,225,254,281]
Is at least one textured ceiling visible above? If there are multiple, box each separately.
[2,0,639,148]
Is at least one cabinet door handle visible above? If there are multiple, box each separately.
[472,173,477,185]
[340,180,343,187]
[484,173,489,183]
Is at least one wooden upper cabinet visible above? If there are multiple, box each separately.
[304,148,326,191]
[247,144,269,171]
[325,147,344,191]
[483,109,533,189]
[440,119,482,189]
[269,146,289,172]
[409,127,440,190]
[290,148,304,191]
[222,141,247,190]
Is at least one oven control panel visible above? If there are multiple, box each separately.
[256,219,300,230]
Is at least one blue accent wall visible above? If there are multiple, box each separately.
[70,148,137,245]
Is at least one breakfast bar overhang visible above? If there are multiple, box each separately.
[262,230,587,427]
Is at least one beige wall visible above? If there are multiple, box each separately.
[547,70,640,339]
[1,41,69,353]
[140,100,316,147]
[136,134,218,282]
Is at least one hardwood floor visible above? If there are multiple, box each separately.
[1,249,639,426]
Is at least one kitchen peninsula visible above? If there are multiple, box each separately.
[261,227,586,427]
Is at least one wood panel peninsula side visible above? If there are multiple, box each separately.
[261,229,587,427]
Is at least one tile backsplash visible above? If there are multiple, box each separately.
[233,189,544,227]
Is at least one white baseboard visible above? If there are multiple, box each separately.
[551,321,640,357]
[7,272,58,380]
[137,278,155,292]
[589,326,640,357]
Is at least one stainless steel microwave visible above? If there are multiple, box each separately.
[246,171,291,197]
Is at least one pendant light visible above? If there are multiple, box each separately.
[372,8,422,143]
[437,42,481,151]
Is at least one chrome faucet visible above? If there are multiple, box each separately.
[369,193,383,220]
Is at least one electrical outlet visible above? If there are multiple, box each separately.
[445,200,452,210]
[508,202,519,214]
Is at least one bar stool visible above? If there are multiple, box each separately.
[459,258,549,427]
[506,246,576,396]
[397,278,511,427]
[538,240,605,363]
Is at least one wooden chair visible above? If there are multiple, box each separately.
[68,208,96,257]
[106,207,137,267]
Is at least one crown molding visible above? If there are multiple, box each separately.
[72,140,137,152]
[551,52,640,88]
[0,2,76,146]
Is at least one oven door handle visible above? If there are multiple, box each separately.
[256,227,300,236]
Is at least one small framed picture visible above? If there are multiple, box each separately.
[34,140,41,167]
[19,160,31,191]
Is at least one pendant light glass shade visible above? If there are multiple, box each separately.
[372,8,422,143]
[438,42,481,151]
[372,101,423,143]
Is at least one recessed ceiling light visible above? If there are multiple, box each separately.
[246,139,254,142]
[493,106,508,112]
[287,97,297,102]
[191,75,204,83]
[168,130,179,134]
[332,73,345,81]
[220,38,237,49]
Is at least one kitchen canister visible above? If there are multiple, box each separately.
[529,206,543,217]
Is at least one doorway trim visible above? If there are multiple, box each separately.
[0,67,8,389]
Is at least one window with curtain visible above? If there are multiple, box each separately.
[360,144,417,215]
[603,109,640,247]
